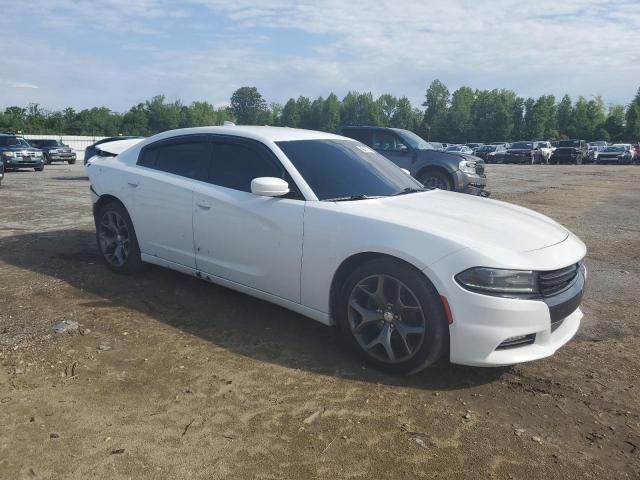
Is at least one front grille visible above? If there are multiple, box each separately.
[496,334,536,350]
[17,151,36,157]
[538,263,579,296]
[475,163,485,175]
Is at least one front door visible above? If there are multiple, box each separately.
[192,137,304,303]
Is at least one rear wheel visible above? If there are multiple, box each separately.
[96,202,144,274]
[336,258,448,374]
[418,170,452,191]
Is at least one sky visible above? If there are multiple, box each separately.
[0,0,639,113]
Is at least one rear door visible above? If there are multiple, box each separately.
[191,136,305,303]
[125,135,210,269]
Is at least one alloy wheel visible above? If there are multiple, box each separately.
[347,275,427,363]
[99,210,131,267]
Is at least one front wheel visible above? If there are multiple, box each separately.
[34,166,44,172]
[418,171,452,191]
[68,159,76,165]
[96,202,144,274]
[336,258,448,374]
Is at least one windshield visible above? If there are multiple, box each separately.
[0,136,30,148]
[34,140,61,147]
[276,139,423,201]
[510,142,534,149]
[558,140,580,147]
[395,129,434,151]
[478,145,496,152]
[603,146,624,152]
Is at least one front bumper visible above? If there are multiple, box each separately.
[3,157,44,168]
[426,237,586,367]
[454,170,487,196]
[49,154,76,161]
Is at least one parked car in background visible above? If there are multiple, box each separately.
[87,125,586,373]
[485,144,508,163]
[84,136,144,165]
[587,141,607,163]
[595,144,634,164]
[28,139,76,164]
[474,144,498,161]
[338,126,487,195]
[429,142,445,151]
[502,141,547,164]
[466,143,484,153]
[536,141,553,163]
[0,134,45,171]
[549,140,588,165]
[445,145,474,155]
[0,155,4,187]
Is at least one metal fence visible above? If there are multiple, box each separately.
[22,134,107,162]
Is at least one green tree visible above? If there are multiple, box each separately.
[229,86,268,125]
[280,98,300,127]
[390,97,415,130]
[556,95,573,138]
[322,93,341,132]
[625,87,640,141]
[443,87,474,143]
[422,79,449,127]
[377,94,398,126]
[121,103,150,135]
[603,105,626,142]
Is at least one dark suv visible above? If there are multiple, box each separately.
[338,126,487,195]
[29,139,76,164]
[550,139,588,165]
[0,134,45,171]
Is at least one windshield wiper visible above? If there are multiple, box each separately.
[323,194,378,202]
[392,187,428,196]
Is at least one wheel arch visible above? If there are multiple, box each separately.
[328,251,440,322]
[93,194,127,225]
[414,165,455,186]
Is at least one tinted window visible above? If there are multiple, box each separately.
[138,139,209,180]
[209,141,285,193]
[511,142,534,149]
[277,139,422,201]
[372,131,404,152]
[341,129,373,146]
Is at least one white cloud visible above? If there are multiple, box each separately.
[6,81,39,89]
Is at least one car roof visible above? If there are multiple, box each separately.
[145,126,348,144]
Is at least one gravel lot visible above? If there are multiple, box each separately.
[1,164,639,479]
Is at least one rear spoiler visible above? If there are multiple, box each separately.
[95,138,145,157]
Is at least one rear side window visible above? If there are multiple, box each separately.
[342,129,373,146]
[208,141,285,193]
[138,138,209,181]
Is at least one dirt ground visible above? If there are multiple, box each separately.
[0,164,639,479]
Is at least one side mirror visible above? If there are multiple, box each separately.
[251,177,290,197]
[398,144,409,153]
[400,168,410,175]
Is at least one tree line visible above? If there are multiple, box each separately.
[2,81,639,143]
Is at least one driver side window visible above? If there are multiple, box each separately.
[372,131,405,152]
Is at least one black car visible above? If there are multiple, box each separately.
[338,126,488,195]
[0,134,45,171]
[550,139,588,165]
[84,136,143,165]
[595,144,634,164]
[502,141,546,164]
[28,139,76,164]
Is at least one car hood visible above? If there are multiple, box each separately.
[1,147,41,153]
[336,190,569,254]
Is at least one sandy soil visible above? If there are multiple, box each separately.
[0,164,639,479]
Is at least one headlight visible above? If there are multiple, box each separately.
[34,151,42,157]
[459,160,477,174]
[456,268,537,296]
[3,151,15,157]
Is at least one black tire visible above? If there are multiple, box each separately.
[96,201,144,274]
[335,257,448,375]
[44,154,52,165]
[34,166,44,172]
[417,170,452,191]
[68,159,76,165]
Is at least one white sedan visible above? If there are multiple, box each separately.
[87,126,586,374]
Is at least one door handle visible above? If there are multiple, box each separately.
[127,181,139,188]
[196,200,212,209]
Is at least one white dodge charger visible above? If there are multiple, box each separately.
[86,126,586,374]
